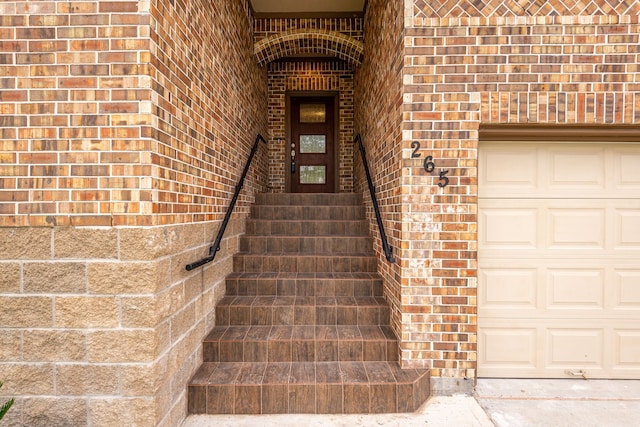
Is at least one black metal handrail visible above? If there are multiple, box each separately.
[353,134,395,263]
[186,134,267,271]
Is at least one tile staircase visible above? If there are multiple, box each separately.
[188,193,430,414]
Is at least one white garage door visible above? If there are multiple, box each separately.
[478,141,640,379]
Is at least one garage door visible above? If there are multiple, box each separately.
[478,141,640,379]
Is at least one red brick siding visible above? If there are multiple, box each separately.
[149,0,268,226]
[354,0,406,360]
[0,0,152,227]
[0,0,267,227]
[402,6,640,379]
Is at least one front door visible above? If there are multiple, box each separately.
[290,96,335,193]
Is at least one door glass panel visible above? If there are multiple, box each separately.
[300,135,326,153]
[299,166,326,184]
[300,103,326,123]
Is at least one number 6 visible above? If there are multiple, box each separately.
[424,156,435,173]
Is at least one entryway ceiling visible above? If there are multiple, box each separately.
[249,0,365,14]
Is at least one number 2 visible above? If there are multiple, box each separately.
[411,141,421,158]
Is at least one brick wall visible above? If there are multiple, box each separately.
[0,0,266,425]
[0,0,153,227]
[267,60,355,193]
[354,0,406,359]
[356,0,640,391]
[254,17,363,43]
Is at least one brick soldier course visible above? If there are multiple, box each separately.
[1,0,639,425]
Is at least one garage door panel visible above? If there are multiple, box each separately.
[481,262,640,317]
[479,145,538,194]
[548,208,605,249]
[547,147,606,190]
[479,141,640,379]
[615,208,640,248]
[480,206,538,249]
[615,148,640,189]
[480,268,537,310]
[547,269,605,310]
[479,327,538,368]
[614,269,640,309]
[481,143,640,199]
[547,328,604,369]
[614,330,640,368]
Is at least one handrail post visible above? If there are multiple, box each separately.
[186,134,267,271]
[354,134,395,263]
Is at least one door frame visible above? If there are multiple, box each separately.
[285,91,339,193]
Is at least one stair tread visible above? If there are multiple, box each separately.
[217,295,388,305]
[204,324,398,342]
[235,251,374,255]
[191,361,428,386]
[226,271,381,279]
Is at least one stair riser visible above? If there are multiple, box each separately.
[203,340,398,363]
[250,206,366,221]
[255,193,362,206]
[240,236,374,254]
[233,255,378,273]
[246,220,369,236]
[226,278,383,297]
[216,305,390,326]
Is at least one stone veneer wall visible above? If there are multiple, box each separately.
[358,0,640,391]
[0,0,266,425]
[266,60,355,193]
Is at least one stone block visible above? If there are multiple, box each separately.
[23,262,86,293]
[0,330,22,361]
[170,302,196,343]
[54,296,119,328]
[121,363,157,396]
[87,330,155,363]
[0,228,51,260]
[118,226,174,261]
[121,296,159,328]
[23,330,85,362]
[23,398,87,427]
[56,364,119,395]
[0,262,21,292]
[0,296,52,327]
[53,227,118,259]
[89,397,156,427]
[157,282,185,320]
[0,363,54,395]
[88,261,165,294]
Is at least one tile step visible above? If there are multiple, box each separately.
[203,325,398,363]
[215,296,390,326]
[233,253,378,273]
[240,235,374,254]
[250,205,366,221]
[188,361,430,414]
[225,272,383,297]
[246,219,370,236]
[254,193,362,206]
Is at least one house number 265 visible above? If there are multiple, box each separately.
[411,141,449,188]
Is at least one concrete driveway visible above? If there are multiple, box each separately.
[475,379,640,427]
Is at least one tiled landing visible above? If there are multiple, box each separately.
[188,193,429,414]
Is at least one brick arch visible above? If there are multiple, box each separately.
[254,29,364,66]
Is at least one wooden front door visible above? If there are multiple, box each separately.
[290,96,336,193]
